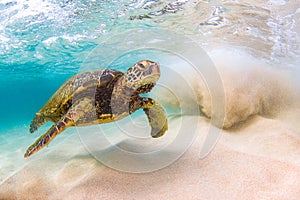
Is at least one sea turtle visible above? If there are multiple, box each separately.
[24,60,168,158]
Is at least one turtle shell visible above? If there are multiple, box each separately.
[37,69,124,123]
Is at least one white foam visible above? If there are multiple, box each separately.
[0,0,70,22]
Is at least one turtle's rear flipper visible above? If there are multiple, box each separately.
[24,115,74,158]
[24,98,93,158]
[142,98,168,138]
[29,113,47,133]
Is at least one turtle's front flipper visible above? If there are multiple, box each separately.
[142,98,168,138]
[24,98,93,158]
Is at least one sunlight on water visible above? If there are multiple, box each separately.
[1,0,299,70]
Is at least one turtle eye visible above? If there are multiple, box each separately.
[138,63,145,69]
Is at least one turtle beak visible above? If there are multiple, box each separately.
[149,61,160,76]
[145,62,160,84]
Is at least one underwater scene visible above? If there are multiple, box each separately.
[0,0,300,199]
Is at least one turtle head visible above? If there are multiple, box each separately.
[124,60,160,93]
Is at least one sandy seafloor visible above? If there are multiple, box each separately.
[1,0,300,199]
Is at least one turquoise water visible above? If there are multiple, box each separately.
[0,0,187,130]
[0,1,135,129]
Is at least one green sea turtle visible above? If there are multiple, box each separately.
[24,60,168,158]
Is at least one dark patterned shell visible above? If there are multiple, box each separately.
[37,69,124,121]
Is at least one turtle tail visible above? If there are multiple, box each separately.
[29,113,46,133]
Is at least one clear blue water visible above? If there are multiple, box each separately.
[0,77,65,129]
[0,1,138,130]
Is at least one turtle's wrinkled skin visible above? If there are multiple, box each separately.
[24,60,168,158]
